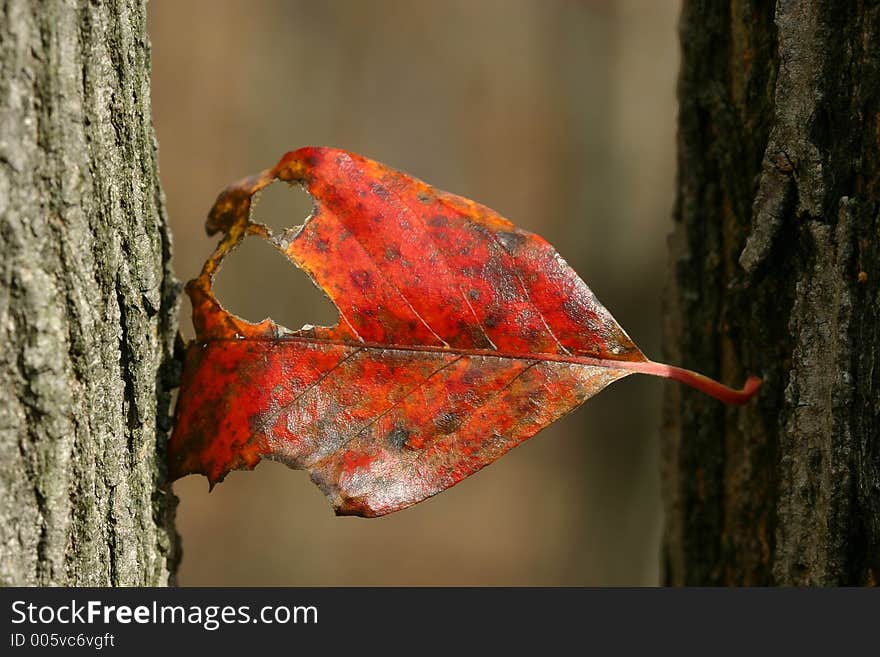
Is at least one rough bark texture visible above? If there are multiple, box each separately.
[663,0,880,585]
[0,0,179,585]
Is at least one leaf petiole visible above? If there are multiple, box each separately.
[606,359,761,405]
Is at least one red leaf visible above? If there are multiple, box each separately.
[169,147,760,517]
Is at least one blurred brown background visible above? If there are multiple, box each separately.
[149,0,680,586]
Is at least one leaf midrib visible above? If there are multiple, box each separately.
[198,332,644,373]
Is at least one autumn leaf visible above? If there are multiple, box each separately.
[168,147,760,517]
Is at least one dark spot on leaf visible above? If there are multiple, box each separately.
[562,298,585,322]
[335,494,377,517]
[304,155,319,167]
[417,192,432,203]
[484,315,498,329]
[428,214,449,227]
[483,257,519,302]
[387,426,411,450]
[315,238,329,252]
[385,245,400,261]
[461,369,481,385]
[371,183,391,199]
[497,231,526,252]
[434,412,460,435]
[469,289,479,300]
[350,270,373,290]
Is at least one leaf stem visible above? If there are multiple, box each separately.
[612,359,762,405]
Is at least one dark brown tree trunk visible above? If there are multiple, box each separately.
[0,0,179,585]
[662,0,880,586]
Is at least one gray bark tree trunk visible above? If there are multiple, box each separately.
[663,0,879,585]
[0,0,179,585]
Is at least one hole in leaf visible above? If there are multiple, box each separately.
[213,237,338,332]
[250,181,315,236]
